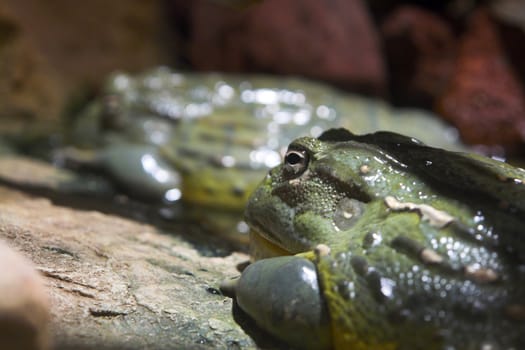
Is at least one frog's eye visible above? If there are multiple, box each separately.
[284,148,309,176]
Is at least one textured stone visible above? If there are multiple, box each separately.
[382,6,456,107]
[177,0,386,94]
[0,181,257,349]
[0,152,261,349]
[437,8,525,152]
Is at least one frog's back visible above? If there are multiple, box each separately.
[106,66,464,155]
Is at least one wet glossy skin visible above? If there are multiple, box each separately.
[239,128,525,349]
[68,67,462,241]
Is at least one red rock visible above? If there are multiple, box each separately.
[497,21,525,89]
[438,8,525,152]
[381,6,456,107]
[180,0,386,95]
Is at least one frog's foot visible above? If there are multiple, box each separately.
[219,275,239,298]
[57,144,182,201]
[52,146,100,169]
[223,255,332,350]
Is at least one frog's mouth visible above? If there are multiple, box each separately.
[249,227,292,260]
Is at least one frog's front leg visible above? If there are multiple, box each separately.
[58,143,182,201]
[224,255,332,350]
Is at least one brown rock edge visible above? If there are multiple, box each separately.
[0,185,255,349]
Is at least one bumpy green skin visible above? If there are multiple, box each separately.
[243,128,525,349]
[68,67,462,240]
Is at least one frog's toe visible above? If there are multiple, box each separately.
[219,276,239,298]
[99,144,182,200]
[234,256,332,350]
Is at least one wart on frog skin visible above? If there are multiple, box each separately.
[314,244,331,258]
[464,264,499,284]
[391,235,445,266]
[384,196,455,228]
[359,164,370,175]
[333,197,364,231]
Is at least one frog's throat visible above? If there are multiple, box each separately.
[249,228,292,260]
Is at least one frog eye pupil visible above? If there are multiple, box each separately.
[285,151,303,165]
[284,149,308,176]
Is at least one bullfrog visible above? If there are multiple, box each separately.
[64,67,462,244]
[228,128,525,349]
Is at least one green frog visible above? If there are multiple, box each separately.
[65,67,462,243]
[228,128,525,349]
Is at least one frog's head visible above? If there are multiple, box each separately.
[245,129,388,258]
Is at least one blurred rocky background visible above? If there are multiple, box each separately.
[1,0,524,154]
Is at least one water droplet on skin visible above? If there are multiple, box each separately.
[293,110,311,125]
[310,125,324,137]
[236,221,249,234]
[380,277,396,299]
[316,105,330,119]
[254,88,279,104]
[300,265,318,290]
[241,89,255,103]
[221,155,236,167]
[113,74,131,90]
[363,232,382,250]
[165,188,182,202]
[141,154,175,184]
[216,82,235,100]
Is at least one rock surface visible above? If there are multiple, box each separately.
[0,155,257,349]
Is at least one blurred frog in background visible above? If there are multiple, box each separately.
[64,66,462,245]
